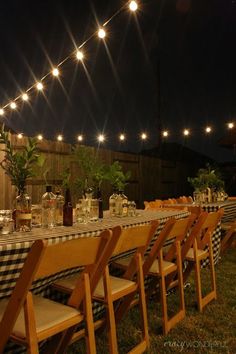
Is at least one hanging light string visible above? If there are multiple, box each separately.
[0,1,138,112]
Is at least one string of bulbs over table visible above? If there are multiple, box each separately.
[0,0,235,145]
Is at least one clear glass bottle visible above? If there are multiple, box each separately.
[15,190,32,232]
[121,191,128,217]
[41,186,56,228]
[55,190,64,226]
[109,190,118,217]
[96,188,103,219]
[115,191,123,217]
[63,188,73,226]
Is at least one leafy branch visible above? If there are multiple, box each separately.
[0,126,41,192]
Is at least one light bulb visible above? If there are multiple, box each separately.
[98,134,105,142]
[52,68,59,77]
[228,122,234,129]
[98,28,106,39]
[10,102,17,109]
[22,93,29,101]
[57,135,63,141]
[17,133,23,139]
[119,134,125,141]
[141,133,147,140]
[0,108,4,115]
[205,126,212,133]
[129,1,138,11]
[36,82,43,91]
[163,130,169,137]
[77,135,83,142]
[76,51,84,61]
[37,134,43,141]
[183,129,190,136]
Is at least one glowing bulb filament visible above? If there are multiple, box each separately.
[37,134,43,141]
[98,134,105,142]
[77,135,83,142]
[228,122,234,129]
[205,126,212,133]
[163,131,169,137]
[57,135,63,142]
[119,134,125,141]
[17,133,23,139]
[0,108,4,115]
[141,133,147,140]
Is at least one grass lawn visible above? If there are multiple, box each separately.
[69,247,236,354]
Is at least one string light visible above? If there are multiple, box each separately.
[98,28,106,39]
[162,130,169,137]
[17,133,23,139]
[52,68,59,77]
[0,108,4,115]
[76,50,84,61]
[77,135,83,142]
[141,133,147,140]
[10,102,17,109]
[205,126,212,134]
[36,82,43,91]
[37,134,43,141]
[57,134,63,141]
[228,122,234,129]
[183,129,190,136]
[22,93,29,101]
[129,1,138,11]
[119,133,125,141]
[98,134,105,142]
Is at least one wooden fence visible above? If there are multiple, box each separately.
[0,133,194,210]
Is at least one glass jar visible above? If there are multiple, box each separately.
[15,191,32,232]
[109,190,118,217]
[55,190,64,226]
[0,210,14,234]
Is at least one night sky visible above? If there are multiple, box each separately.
[0,0,236,162]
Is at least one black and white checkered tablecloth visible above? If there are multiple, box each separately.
[0,209,190,301]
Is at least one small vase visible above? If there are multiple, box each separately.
[15,190,32,232]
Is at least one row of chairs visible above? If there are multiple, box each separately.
[144,196,193,210]
[0,209,222,354]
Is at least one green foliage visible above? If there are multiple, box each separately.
[73,146,107,195]
[104,161,131,191]
[188,163,225,192]
[72,146,131,196]
[0,126,41,192]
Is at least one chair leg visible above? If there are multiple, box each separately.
[159,275,169,335]
[24,293,39,354]
[194,258,203,312]
[103,267,119,354]
[176,244,185,314]
[137,254,149,349]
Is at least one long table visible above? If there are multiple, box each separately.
[0,209,190,301]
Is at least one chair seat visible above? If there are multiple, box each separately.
[94,276,136,298]
[54,274,79,291]
[186,248,208,261]
[148,259,177,275]
[114,256,176,275]
[0,295,82,339]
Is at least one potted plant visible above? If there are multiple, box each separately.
[0,126,42,231]
[188,164,225,202]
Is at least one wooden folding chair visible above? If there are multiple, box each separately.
[0,229,115,354]
[220,220,236,254]
[53,220,159,353]
[114,214,197,335]
[182,210,224,312]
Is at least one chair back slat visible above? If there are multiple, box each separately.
[164,213,197,262]
[197,209,224,249]
[112,220,159,256]
[34,236,105,280]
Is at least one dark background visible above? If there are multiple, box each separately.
[0,0,236,162]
